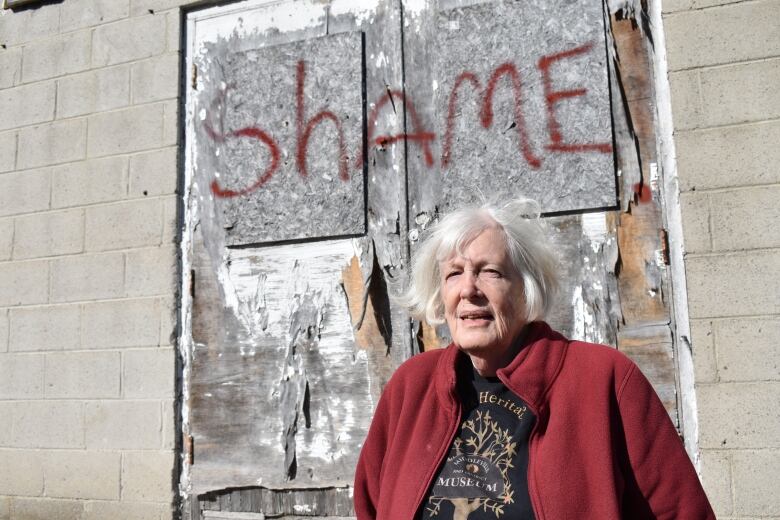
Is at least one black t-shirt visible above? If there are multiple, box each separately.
[418,364,536,520]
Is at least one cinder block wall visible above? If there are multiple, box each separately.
[664,0,780,517]
[0,1,180,518]
[1,0,778,518]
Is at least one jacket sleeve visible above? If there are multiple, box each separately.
[354,379,396,520]
[617,363,716,519]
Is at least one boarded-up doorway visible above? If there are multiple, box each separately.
[180,0,679,518]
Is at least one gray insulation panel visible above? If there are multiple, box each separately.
[409,0,615,213]
[206,31,365,245]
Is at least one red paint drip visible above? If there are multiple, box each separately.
[441,72,481,169]
[633,182,652,204]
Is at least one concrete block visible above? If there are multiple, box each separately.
[0,130,16,173]
[43,450,120,500]
[162,399,175,450]
[0,82,55,132]
[690,319,716,383]
[51,156,128,209]
[18,119,87,170]
[162,100,178,146]
[125,246,177,297]
[676,121,780,191]
[0,402,11,444]
[21,30,91,83]
[162,195,177,245]
[698,382,780,449]
[92,15,167,67]
[82,500,170,520]
[0,450,43,496]
[0,167,50,217]
[0,47,22,89]
[132,53,179,104]
[668,70,701,132]
[715,317,780,382]
[697,58,780,129]
[87,103,165,157]
[12,209,84,260]
[60,0,129,32]
[0,218,12,261]
[121,450,174,502]
[123,348,175,398]
[0,309,8,353]
[82,298,161,349]
[8,497,83,520]
[0,353,44,398]
[167,9,181,52]
[159,296,176,347]
[85,400,161,449]
[50,252,125,303]
[85,198,162,252]
[57,65,131,119]
[131,0,189,16]
[0,260,49,307]
[9,304,80,352]
[699,449,732,517]
[11,400,84,448]
[129,147,178,198]
[710,186,780,251]
[44,351,120,398]
[0,5,60,47]
[685,250,780,318]
[664,1,780,71]
[679,191,710,254]
[732,449,780,516]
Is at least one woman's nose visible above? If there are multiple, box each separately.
[459,271,480,298]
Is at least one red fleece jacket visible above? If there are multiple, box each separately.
[354,322,715,519]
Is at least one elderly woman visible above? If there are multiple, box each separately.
[354,199,714,519]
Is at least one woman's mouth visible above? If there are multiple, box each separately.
[459,310,494,324]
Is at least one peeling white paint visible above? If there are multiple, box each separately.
[571,285,587,341]
[331,0,380,26]
[192,0,327,50]
[582,212,608,253]
[648,0,701,469]
[375,51,387,68]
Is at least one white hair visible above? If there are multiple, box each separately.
[400,197,558,325]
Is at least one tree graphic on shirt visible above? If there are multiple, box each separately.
[426,410,518,519]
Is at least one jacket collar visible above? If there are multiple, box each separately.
[434,321,569,414]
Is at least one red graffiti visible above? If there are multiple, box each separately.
[441,72,480,168]
[482,63,542,168]
[538,43,613,154]
[296,61,349,181]
[209,127,281,198]
[633,182,652,204]
[204,42,613,198]
[360,89,436,169]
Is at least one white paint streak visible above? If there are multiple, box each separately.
[331,0,380,25]
[192,0,326,50]
[571,286,586,341]
[648,0,700,469]
[582,212,608,253]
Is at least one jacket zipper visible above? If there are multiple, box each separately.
[499,374,544,520]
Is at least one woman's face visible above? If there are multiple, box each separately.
[439,227,527,358]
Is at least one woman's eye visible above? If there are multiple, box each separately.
[445,271,461,280]
[482,269,501,278]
